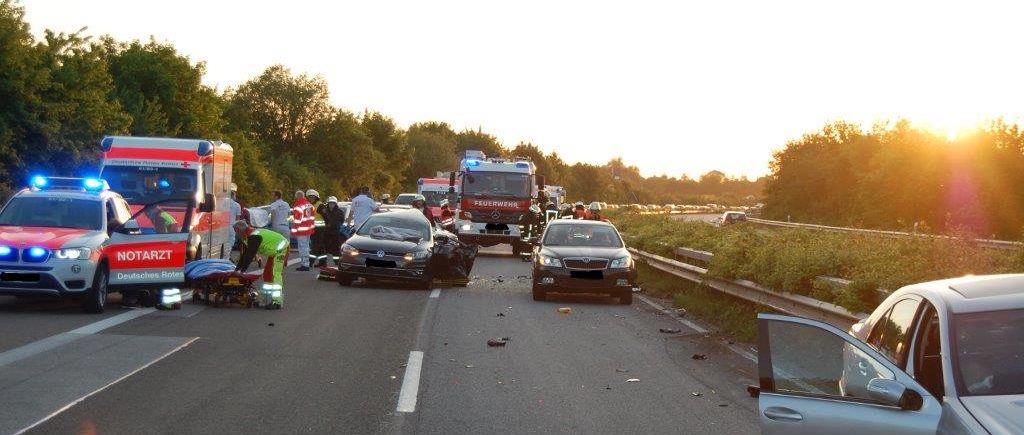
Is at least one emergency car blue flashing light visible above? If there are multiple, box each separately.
[158,179,171,189]
[0,246,11,256]
[83,178,104,190]
[465,160,480,167]
[27,247,47,258]
[515,162,530,169]
[30,175,47,188]
[100,136,114,152]
[197,141,213,156]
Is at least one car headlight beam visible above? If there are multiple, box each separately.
[55,247,91,260]
[539,255,562,267]
[342,244,359,257]
[609,256,632,269]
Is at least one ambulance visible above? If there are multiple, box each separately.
[416,177,460,222]
[0,176,193,312]
[99,136,234,261]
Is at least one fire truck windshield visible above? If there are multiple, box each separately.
[101,166,198,205]
[462,172,530,197]
[0,197,103,230]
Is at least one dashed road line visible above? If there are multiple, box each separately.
[396,351,424,413]
[428,288,440,299]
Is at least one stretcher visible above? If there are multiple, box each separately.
[189,271,263,308]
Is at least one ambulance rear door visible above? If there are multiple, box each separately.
[104,197,194,286]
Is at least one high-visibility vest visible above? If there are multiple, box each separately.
[291,198,315,237]
[248,228,289,255]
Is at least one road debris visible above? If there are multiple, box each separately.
[465,365,475,368]
[604,386,612,390]
[267,322,275,326]
[487,339,508,347]
[659,328,681,334]
[632,287,642,293]
[615,368,629,373]
[496,312,505,317]
[390,375,397,379]
[692,353,707,360]
[558,307,572,315]
[718,403,729,407]
[691,391,702,397]
[626,378,640,383]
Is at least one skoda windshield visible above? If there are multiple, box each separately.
[0,197,103,230]
[542,224,623,248]
[462,172,530,197]
[101,166,198,206]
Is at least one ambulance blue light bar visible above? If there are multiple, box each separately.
[83,178,105,190]
[29,176,108,191]
[515,162,530,169]
[465,160,480,167]
[30,175,48,188]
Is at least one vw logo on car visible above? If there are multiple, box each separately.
[376,250,385,258]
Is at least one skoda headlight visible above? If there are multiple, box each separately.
[609,256,632,269]
[539,255,562,267]
[341,244,359,257]
[54,247,91,260]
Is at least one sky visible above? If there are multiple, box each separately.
[20,0,1024,179]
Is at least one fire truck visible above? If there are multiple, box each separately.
[99,136,234,262]
[449,150,544,255]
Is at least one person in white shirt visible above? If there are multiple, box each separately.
[346,186,380,231]
[227,183,243,256]
[267,190,291,239]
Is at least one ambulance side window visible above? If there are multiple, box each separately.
[104,200,121,231]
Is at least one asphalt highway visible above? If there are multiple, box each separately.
[0,248,760,435]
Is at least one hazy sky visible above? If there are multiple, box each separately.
[21,0,1024,178]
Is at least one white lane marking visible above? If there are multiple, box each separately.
[428,288,440,299]
[69,308,155,335]
[637,295,707,334]
[396,351,424,413]
[0,308,155,367]
[287,257,301,266]
[13,337,199,435]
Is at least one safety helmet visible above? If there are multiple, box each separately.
[305,189,319,198]
[327,196,338,204]
[529,204,541,214]
[382,193,391,200]
[229,183,238,192]
[414,194,426,202]
[589,203,601,211]
[439,199,449,208]
[575,201,584,206]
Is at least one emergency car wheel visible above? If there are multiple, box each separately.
[83,267,108,313]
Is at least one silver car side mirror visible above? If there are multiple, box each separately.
[867,378,920,410]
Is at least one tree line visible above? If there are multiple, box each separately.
[763,120,1024,239]
[0,0,761,206]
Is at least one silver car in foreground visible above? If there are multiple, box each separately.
[753,274,1024,434]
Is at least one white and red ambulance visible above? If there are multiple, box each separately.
[99,136,234,261]
[417,177,460,223]
[0,176,194,312]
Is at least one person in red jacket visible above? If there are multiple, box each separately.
[292,190,316,271]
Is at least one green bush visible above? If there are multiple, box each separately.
[611,211,1024,313]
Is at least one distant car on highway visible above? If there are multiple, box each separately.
[754,274,1024,434]
[719,211,747,225]
[336,210,435,289]
[531,220,636,304]
[392,193,418,206]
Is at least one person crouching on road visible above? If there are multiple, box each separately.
[319,196,346,266]
[291,190,316,271]
[234,220,287,309]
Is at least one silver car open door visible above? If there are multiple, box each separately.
[756,314,942,435]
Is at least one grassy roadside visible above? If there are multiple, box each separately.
[614,210,1024,314]
[636,262,768,343]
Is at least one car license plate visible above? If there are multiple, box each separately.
[225,277,241,286]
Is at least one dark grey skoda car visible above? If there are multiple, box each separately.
[336,210,435,289]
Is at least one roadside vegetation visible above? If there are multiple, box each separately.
[615,211,1023,314]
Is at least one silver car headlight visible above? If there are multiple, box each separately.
[54,247,91,260]
[539,255,562,267]
[609,256,632,269]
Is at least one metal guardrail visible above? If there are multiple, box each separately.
[748,218,1023,250]
[629,247,866,329]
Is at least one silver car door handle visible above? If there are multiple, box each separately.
[763,407,804,422]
